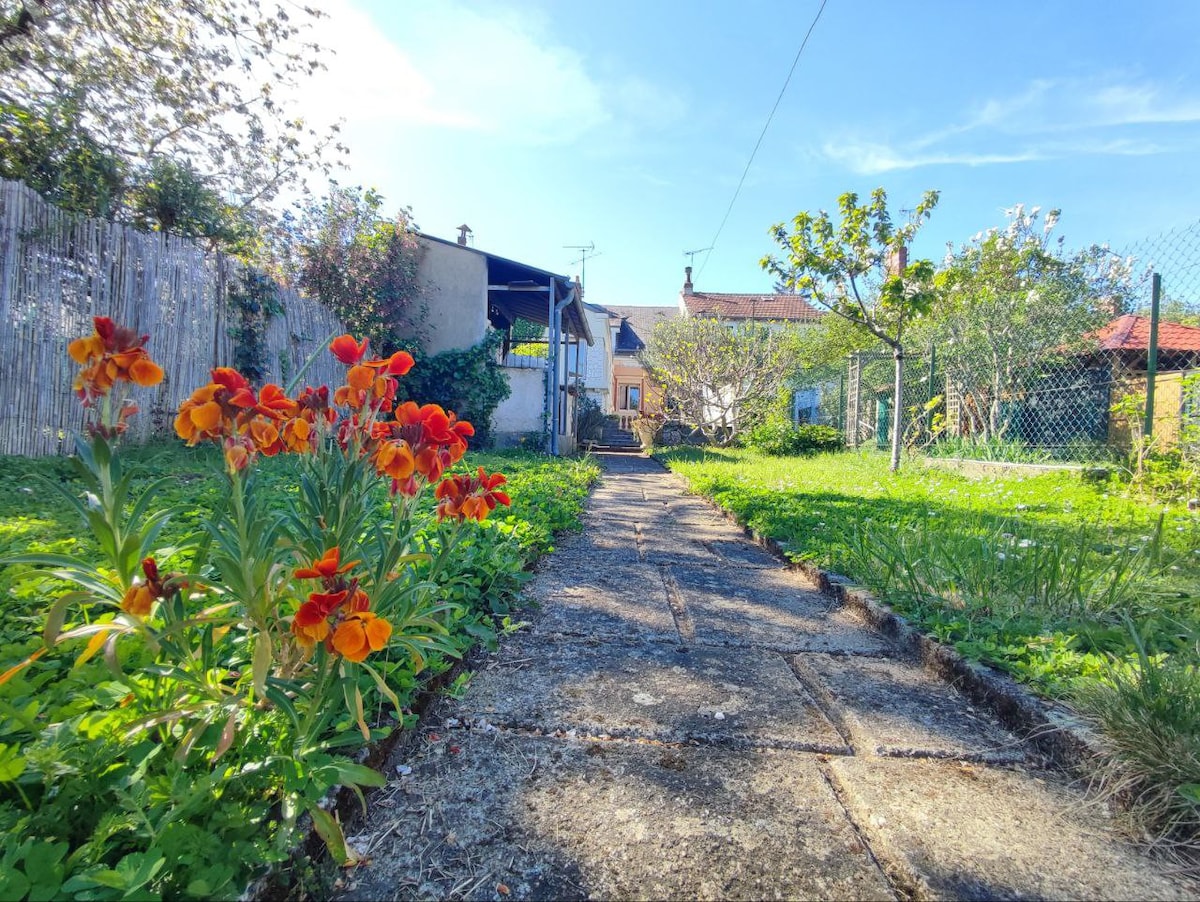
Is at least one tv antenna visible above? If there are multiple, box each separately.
[564,242,602,293]
[684,246,713,266]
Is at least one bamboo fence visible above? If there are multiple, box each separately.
[0,180,345,456]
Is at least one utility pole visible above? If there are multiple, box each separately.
[564,242,602,294]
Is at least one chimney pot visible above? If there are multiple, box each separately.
[456,223,472,246]
[684,265,693,295]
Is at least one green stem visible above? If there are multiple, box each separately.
[298,651,336,752]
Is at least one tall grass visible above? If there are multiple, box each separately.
[1073,629,1200,866]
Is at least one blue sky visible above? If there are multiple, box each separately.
[300,0,1200,307]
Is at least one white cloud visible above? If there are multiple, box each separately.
[822,75,1200,174]
[285,0,682,147]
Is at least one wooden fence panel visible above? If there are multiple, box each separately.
[0,180,346,456]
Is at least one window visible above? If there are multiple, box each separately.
[622,385,640,411]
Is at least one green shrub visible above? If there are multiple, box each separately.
[743,418,842,456]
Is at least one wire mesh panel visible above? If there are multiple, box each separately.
[830,216,1200,462]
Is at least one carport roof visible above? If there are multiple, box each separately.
[420,234,593,345]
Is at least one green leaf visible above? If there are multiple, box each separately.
[307,804,357,866]
[251,633,271,699]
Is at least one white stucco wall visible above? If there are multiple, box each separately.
[581,307,613,412]
[492,366,546,440]
[416,238,488,355]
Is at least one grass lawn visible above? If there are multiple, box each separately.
[658,447,1199,688]
[658,445,1200,849]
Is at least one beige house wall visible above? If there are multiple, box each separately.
[416,237,489,355]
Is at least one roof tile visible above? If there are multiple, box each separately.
[682,292,823,321]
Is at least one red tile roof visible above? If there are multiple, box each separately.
[1094,314,1200,352]
[681,292,823,322]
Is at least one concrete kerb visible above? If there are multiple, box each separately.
[655,462,1104,772]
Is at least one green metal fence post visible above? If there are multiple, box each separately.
[1144,273,1161,440]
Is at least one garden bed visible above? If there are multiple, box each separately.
[0,441,599,899]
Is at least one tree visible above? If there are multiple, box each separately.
[762,188,939,471]
[641,316,803,445]
[275,185,425,354]
[0,0,344,237]
[926,205,1135,443]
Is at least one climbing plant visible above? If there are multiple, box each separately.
[226,266,282,386]
[403,331,511,447]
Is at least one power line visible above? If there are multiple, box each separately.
[697,0,830,278]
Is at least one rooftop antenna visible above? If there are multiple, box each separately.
[684,246,713,266]
[564,242,602,293]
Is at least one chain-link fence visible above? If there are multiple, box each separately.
[793,217,1200,462]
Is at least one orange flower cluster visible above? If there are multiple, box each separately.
[290,548,392,662]
[175,368,300,472]
[329,335,414,413]
[434,467,511,522]
[68,317,164,423]
[368,401,475,495]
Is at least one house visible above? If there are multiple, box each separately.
[1093,314,1200,446]
[586,267,824,430]
[414,232,593,454]
[591,304,679,427]
[678,265,823,326]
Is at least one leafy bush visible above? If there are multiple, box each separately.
[743,418,842,456]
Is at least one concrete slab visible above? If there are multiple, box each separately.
[668,566,894,655]
[637,527,780,568]
[793,654,1027,761]
[827,757,1192,901]
[341,732,893,902]
[453,638,847,751]
[527,561,679,642]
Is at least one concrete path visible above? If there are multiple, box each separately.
[340,454,1191,901]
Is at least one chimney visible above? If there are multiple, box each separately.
[456,223,472,246]
[683,265,693,295]
[886,245,908,277]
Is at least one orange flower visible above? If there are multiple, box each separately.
[248,417,283,456]
[373,439,415,480]
[255,384,298,420]
[435,468,511,522]
[281,417,314,453]
[69,316,163,405]
[223,436,254,473]
[120,557,175,617]
[331,611,392,662]
[295,548,360,580]
[330,335,369,365]
[121,584,155,617]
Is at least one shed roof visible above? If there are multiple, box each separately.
[419,233,592,345]
[1094,314,1200,352]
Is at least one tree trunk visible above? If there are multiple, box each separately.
[890,347,904,472]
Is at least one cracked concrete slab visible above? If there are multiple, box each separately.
[668,565,894,654]
[525,561,678,642]
[453,638,847,751]
[827,756,1190,901]
[340,731,893,902]
[792,653,1027,762]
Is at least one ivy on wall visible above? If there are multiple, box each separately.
[226,265,282,386]
[403,330,511,447]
